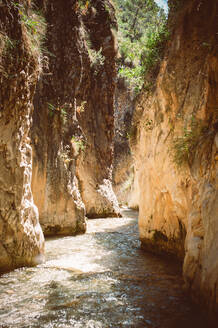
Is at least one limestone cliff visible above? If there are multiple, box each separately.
[31,0,87,235]
[0,0,120,271]
[75,0,120,218]
[0,0,44,271]
[131,0,218,318]
[31,0,120,235]
[113,78,135,207]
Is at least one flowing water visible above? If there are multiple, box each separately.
[0,209,213,328]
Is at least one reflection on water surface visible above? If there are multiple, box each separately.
[0,209,213,327]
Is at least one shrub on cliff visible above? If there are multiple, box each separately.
[172,117,208,167]
[13,1,46,58]
[114,0,168,93]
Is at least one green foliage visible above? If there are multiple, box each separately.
[88,47,105,70]
[76,101,87,114]
[172,117,207,167]
[104,3,111,13]
[86,34,105,71]
[115,0,159,41]
[76,0,89,15]
[141,25,169,74]
[71,136,85,154]
[47,103,68,122]
[13,2,46,55]
[202,42,212,51]
[47,102,55,117]
[118,65,144,93]
[115,0,168,93]
[0,33,16,51]
[0,33,18,59]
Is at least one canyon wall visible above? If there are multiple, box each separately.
[132,0,218,317]
[113,78,137,207]
[0,0,44,271]
[0,0,119,270]
[31,0,87,235]
[31,0,120,234]
[75,0,120,218]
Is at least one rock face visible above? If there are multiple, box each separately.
[131,0,218,317]
[113,78,138,208]
[75,0,120,218]
[0,0,120,271]
[31,0,87,236]
[0,1,44,271]
[31,0,119,235]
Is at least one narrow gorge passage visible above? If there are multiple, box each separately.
[0,209,212,328]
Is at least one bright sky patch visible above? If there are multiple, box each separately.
[154,0,168,13]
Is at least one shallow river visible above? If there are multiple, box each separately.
[0,209,213,328]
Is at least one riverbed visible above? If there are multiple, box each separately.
[0,209,212,327]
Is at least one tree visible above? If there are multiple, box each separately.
[114,0,168,93]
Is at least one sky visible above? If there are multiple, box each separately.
[154,0,168,13]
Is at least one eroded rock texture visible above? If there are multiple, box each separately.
[31,0,119,235]
[131,0,218,317]
[0,0,44,271]
[31,0,86,236]
[76,0,120,218]
[113,78,138,208]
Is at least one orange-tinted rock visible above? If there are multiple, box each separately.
[0,0,44,271]
[31,0,119,235]
[132,0,218,318]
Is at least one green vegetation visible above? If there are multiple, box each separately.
[114,0,168,93]
[13,2,46,55]
[47,103,68,122]
[0,33,17,54]
[71,136,85,155]
[77,0,89,14]
[88,47,105,69]
[0,33,19,75]
[76,101,87,115]
[85,31,105,72]
[172,116,207,167]
[47,103,56,117]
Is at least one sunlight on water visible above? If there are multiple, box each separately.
[0,209,213,328]
[43,249,107,273]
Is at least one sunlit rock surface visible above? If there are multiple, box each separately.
[31,0,120,231]
[75,0,120,218]
[0,1,44,271]
[113,77,138,208]
[131,0,218,317]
